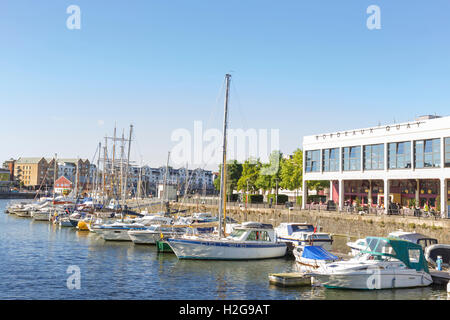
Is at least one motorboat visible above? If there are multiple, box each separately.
[293,245,340,273]
[274,222,333,251]
[128,224,186,245]
[166,222,287,260]
[98,222,148,241]
[14,205,33,217]
[425,244,450,269]
[309,237,433,290]
[387,230,438,249]
[347,238,368,256]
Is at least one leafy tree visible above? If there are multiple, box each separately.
[280,148,303,191]
[237,158,261,193]
[213,160,243,200]
[256,150,282,194]
[307,180,330,193]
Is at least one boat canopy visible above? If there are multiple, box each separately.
[301,246,338,260]
[362,237,429,273]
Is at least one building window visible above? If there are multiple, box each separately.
[322,148,339,172]
[364,144,384,170]
[414,139,440,168]
[342,146,361,171]
[388,141,411,169]
[305,150,320,172]
[445,137,450,168]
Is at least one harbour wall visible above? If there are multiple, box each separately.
[146,202,450,244]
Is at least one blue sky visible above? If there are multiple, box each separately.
[1,1,450,170]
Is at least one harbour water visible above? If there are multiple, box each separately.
[0,199,447,300]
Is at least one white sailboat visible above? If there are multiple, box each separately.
[166,74,287,260]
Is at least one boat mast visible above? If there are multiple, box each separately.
[53,153,57,202]
[123,124,133,210]
[218,74,231,238]
[161,151,170,212]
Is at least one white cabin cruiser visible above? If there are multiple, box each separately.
[310,237,433,290]
[347,238,368,256]
[274,223,333,251]
[166,222,287,260]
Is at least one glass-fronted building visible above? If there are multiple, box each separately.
[302,115,450,217]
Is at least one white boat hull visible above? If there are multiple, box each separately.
[59,219,73,227]
[167,238,287,260]
[101,229,133,241]
[32,212,51,221]
[312,271,432,290]
[15,210,31,217]
[128,231,160,244]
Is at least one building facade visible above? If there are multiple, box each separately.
[302,115,450,217]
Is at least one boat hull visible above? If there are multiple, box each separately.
[312,271,432,290]
[167,238,287,260]
[15,210,31,217]
[101,229,135,241]
[278,236,333,251]
[32,212,51,221]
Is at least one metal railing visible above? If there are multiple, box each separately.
[176,196,447,220]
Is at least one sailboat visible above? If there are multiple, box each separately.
[166,74,287,260]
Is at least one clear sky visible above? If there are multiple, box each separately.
[1,1,450,170]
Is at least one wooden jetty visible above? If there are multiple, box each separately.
[268,272,312,287]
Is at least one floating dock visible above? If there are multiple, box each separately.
[430,270,450,285]
[268,272,312,287]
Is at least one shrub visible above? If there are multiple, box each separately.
[267,194,288,204]
[248,194,264,203]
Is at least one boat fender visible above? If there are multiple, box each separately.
[392,277,395,288]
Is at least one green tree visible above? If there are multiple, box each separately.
[280,148,303,191]
[307,180,330,193]
[213,160,243,200]
[256,150,282,195]
[237,158,261,193]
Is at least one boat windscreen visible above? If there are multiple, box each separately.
[289,224,314,234]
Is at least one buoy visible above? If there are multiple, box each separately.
[77,220,89,231]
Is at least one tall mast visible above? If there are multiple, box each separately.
[53,153,57,201]
[161,152,170,212]
[103,137,108,204]
[111,125,116,199]
[123,124,133,209]
[218,74,231,238]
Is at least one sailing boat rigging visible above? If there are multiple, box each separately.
[166,74,287,260]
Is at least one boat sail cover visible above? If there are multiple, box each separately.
[301,246,338,260]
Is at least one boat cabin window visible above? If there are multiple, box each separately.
[290,225,314,233]
[408,249,421,263]
[365,238,395,255]
[247,230,271,241]
[229,229,246,239]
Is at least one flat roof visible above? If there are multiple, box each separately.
[303,115,450,149]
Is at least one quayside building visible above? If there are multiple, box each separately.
[302,115,450,217]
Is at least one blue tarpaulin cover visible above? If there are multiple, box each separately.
[301,246,338,260]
